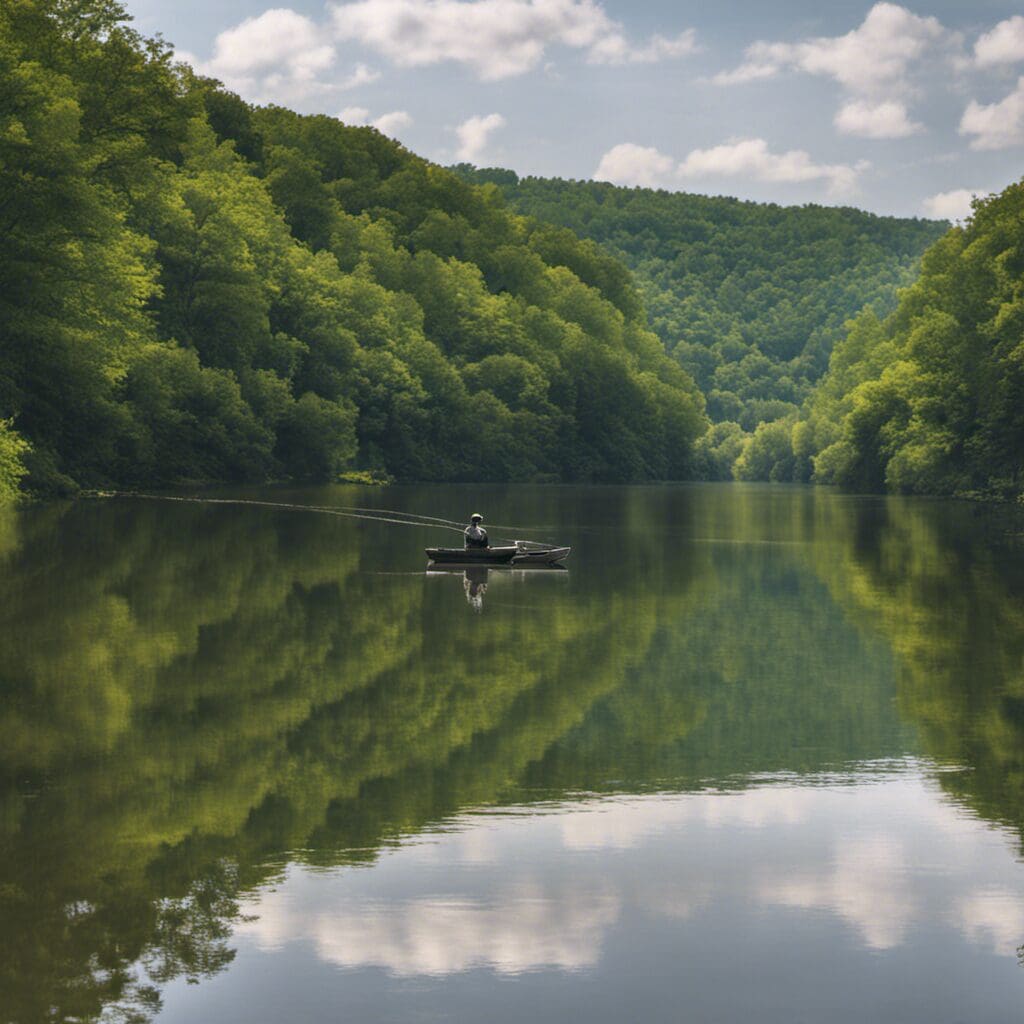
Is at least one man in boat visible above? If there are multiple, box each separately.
[464,513,489,549]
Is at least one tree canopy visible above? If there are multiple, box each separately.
[794,182,1024,500]
[0,0,706,501]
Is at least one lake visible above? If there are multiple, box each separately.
[2,483,1024,1023]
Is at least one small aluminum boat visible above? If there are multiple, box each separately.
[425,546,518,564]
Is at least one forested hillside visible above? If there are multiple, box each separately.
[453,168,946,431]
[0,0,706,501]
[785,181,1024,500]
[456,168,1024,501]
[5,1,1017,505]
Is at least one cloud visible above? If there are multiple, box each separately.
[454,113,506,161]
[594,143,675,188]
[587,28,699,66]
[339,106,414,136]
[338,105,371,123]
[973,16,1024,68]
[960,77,1024,150]
[339,62,382,88]
[595,138,866,197]
[173,48,203,71]
[373,110,413,135]
[329,0,697,80]
[677,138,866,195]
[712,3,947,96]
[188,8,338,102]
[834,100,922,139]
[921,188,985,221]
[710,61,778,87]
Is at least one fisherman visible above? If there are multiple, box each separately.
[464,513,489,549]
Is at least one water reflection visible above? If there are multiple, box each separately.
[462,567,488,610]
[227,777,1024,979]
[1,485,1023,1023]
[423,564,571,612]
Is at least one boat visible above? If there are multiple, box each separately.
[425,545,518,564]
[511,545,571,565]
[425,542,571,566]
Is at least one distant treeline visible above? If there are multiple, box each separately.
[0,0,705,500]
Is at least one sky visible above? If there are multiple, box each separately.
[122,0,1024,218]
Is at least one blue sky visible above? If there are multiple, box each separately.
[124,0,1024,218]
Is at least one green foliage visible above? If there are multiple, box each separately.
[797,182,1024,499]
[0,420,30,503]
[733,415,798,482]
[453,168,946,435]
[0,3,160,493]
[118,345,276,483]
[691,421,748,481]
[0,3,707,494]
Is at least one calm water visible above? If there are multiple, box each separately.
[2,483,1024,1023]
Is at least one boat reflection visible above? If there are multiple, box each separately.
[425,563,569,611]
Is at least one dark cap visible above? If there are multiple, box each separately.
[470,513,483,522]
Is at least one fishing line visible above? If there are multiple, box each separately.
[330,506,466,527]
[329,504,552,535]
[103,493,465,533]
[99,493,552,544]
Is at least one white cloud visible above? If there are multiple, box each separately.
[713,3,947,96]
[974,16,1024,68]
[339,106,413,136]
[960,77,1024,150]
[330,0,697,80]
[710,61,778,87]
[677,138,866,196]
[454,113,506,161]
[190,8,337,102]
[921,188,985,221]
[587,28,699,66]
[173,48,203,71]
[834,100,922,139]
[373,110,413,135]
[339,62,382,88]
[337,104,370,122]
[339,105,371,123]
[593,143,675,188]
[595,138,867,197]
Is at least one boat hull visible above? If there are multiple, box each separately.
[426,546,517,564]
[511,546,571,565]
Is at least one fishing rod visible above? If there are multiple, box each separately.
[97,493,552,544]
[102,494,465,534]
[326,505,548,535]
